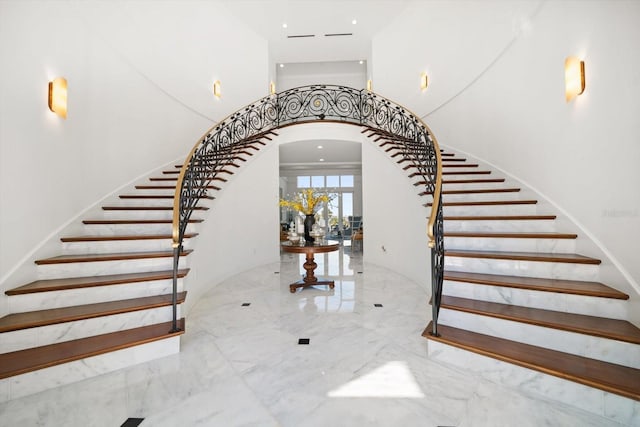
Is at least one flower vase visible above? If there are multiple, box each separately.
[304,214,315,245]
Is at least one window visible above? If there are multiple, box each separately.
[297,176,311,188]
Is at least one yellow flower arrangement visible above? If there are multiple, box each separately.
[280,189,330,215]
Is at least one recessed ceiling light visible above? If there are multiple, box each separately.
[319,158,325,162]
[359,60,363,65]
[282,23,287,29]
[352,19,357,25]
[279,63,284,68]
[317,145,323,149]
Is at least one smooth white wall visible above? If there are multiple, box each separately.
[184,144,280,314]
[0,1,268,312]
[372,1,640,309]
[361,142,431,293]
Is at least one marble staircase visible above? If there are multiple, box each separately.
[417,149,640,422]
[0,136,270,403]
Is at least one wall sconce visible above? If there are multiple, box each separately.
[564,57,585,102]
[213,80,221,98]
[48,77,68,119]
[269,81,276,95]
[420,72,429,91]
[366,79,373,91]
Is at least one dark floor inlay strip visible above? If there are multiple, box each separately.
[298,338,310,345]
[241,303,251,307]
[121,418,145,427]
[374,303,383,307]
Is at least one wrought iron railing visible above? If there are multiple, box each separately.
[170,85,444,336]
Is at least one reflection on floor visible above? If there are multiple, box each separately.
[0,244,621,426]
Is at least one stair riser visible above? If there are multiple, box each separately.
[82,222,199,236]
[0,336,180,403]
[444,220,556,232]
[427,340,640,426]
[0,305,182,353]
[444,256,599,281]
[8,279,183,312]
[443,280,629,320]
[442,192,522,202]
[36,257,188,280]
[61,239,191,255]
[99,210,176,220]
[444,237,575,253]
[110,198,214,208]
[442,182,508,191]
[437,308,640,369]
[442,204,538,216]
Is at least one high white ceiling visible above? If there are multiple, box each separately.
[221,0,411,64]
[221,0,402,166]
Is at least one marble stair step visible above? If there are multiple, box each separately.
[149,176,229,182]
[60,233,197,254]
[428,200,537,207]
[6,269,190,295]
[444,215,557,232]
[445,249,601,264]
[34,251,191,279]
[423,322,640,401]
[81,219,201,235]
[443,271,628,299]
[444,232,577,252]
[414,170,492,178]
[0,319,185,381]
[0,293,187,353]
[35,250,193,265]
[444,250,601,280]
[135,185,221,190]
[0,292,186,333]
[439,295,640,345]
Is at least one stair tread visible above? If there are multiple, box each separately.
[444,231,576,239]
[0,292,187,333]
[445,249,601,264]
[441,171,492,175]
[444,215,556,221]
[440,295,640,344]
[423,322,640,401]
[83,219,203,224]
[35,250,193,265]
[444,270,628,299]
[6,269,190,295]
[428,200,537,207]
[442,178,506,184]
[119,195,216,199]
[101,206,208,210]
[61,233,197,242]
[0,319,185,380]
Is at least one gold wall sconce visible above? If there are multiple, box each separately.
[565,57,585,102]
[269,81,276,95]
[213,80,221,98]
[420,72,429,91]
[48,77,68,119]
[366,79,372,91]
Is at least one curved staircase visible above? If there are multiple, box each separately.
[419,148,640,421]
[0,138,268,402]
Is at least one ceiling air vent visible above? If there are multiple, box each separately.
[324,33,353,37]
[287,34,316,38]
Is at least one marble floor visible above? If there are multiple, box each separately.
[0,244,626,426]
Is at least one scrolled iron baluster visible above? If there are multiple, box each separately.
[171,84,444,335]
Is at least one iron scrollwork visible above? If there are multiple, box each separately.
[171,84,444,334]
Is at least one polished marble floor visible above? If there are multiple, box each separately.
[0,245,625,426]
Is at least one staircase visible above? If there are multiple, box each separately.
[0,140,268,402]
[418,149,640,421]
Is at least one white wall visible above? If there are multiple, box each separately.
[184,144,281,314]
[0,1,268,312]
[361,142,431,293]
[372,1,640,313]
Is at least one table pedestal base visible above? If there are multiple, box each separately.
[289,279,335,293]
